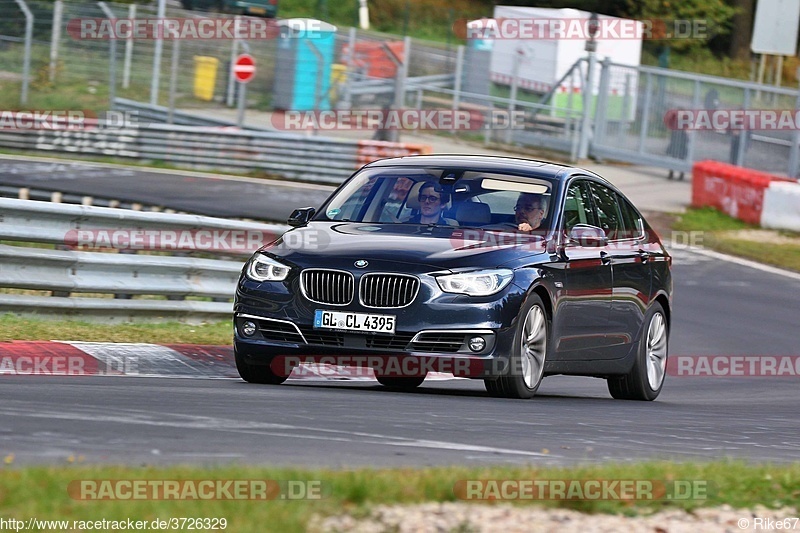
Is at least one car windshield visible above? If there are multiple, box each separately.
[319,166,555,233]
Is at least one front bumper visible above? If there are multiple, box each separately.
[233,274,526,378]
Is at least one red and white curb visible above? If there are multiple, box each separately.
[0,341,454,381]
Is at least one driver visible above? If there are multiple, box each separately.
[514,192,548,232]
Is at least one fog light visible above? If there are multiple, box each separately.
[468,336,486,352]
[241,321,257,337]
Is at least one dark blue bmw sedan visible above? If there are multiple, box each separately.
[234,155,672,400]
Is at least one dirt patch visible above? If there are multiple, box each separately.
[641,210,679,241]
[720,229,800,246]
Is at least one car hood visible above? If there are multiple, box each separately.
[260,222,550,272]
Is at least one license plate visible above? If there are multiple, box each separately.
[314,310,396,335]
[247,6,266,13]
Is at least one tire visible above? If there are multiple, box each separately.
[484,293,549,399]
[376,375,426,390]
[607,302,668,401]
[235,349,287,385]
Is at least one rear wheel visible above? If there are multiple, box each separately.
[485,293,548,399]
[607,302,668,401]
[235,350,287,385]
[376,375,426,390]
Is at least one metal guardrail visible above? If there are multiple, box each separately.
[112,98,267,130]
[0,198,289,321]
[0,113,430,185]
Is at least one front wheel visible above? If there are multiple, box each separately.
[235,350,288,385]
[485,293,549,399]
[607,302,668,401]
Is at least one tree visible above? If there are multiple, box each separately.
[728,0,755,60]
[624,0,737,52]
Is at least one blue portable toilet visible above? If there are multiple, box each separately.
[272,19,337,111]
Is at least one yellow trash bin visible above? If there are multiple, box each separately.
[329,63,347,103]
[193,56,219,101]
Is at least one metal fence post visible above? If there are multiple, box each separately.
[150,0,166,105]
[341,27,356,110]
[227,17,242,107]
[49,0,63,83]
[504,48,521,145]
[685,79,701,171]
[590,57,612,158]
[167,40,180,124]
[451,45,464,134]
[122,3,135,89]
[577,52,597,159]
[735,87,750,166]
[388,36,410,143]
[788,74,800,178]
[637,72,653,155]
[13,0,33,105]
[98,2,117,107]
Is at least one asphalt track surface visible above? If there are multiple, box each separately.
[0,158,333,221]
[2,248,799,467]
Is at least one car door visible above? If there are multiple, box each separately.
[552,178,615,359]
[587,182,652,353]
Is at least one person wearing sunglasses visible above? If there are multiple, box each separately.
[514,192,548,233]
[406,182,456,226]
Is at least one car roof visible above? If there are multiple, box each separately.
[362,154,611,186]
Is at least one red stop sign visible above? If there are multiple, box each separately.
[233,54,256,83]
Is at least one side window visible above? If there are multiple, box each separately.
[588,182,622,239]
[616,194,644,240]
[562,180,595,232]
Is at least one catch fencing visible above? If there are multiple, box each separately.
[2,0,800,178]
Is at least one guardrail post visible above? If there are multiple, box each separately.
[13,0,33,105]
[49,0,63,83]
[98,2,117,107]
[226,17,242,107]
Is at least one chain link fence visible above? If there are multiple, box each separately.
[1,0,799,179]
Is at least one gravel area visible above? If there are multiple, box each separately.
[312,503,798,533]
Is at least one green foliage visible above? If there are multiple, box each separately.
[625,0,736,52]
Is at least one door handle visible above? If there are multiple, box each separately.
[638,249,650,263]
[600,251,611,265]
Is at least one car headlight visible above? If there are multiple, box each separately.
[246,253,291,282]
[436,269,513,296]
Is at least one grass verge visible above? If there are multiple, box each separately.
[0,314,232,345]
[0,461,797,533]
[672,207,800,273]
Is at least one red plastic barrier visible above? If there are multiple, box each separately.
[341,41,405,79]
[691,161,793,225]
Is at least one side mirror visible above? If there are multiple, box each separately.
[567,224,608,247]
[288,207,316,227]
